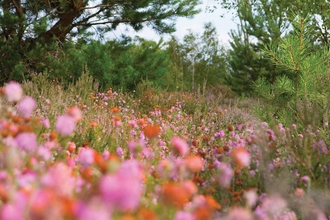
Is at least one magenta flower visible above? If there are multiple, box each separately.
[55,114,76,136]
[78,148,95,168]
[4,81,23,102]
[1,204,24,220]
[100,160,143,211]
[171,136,189,156]
[17,96,37,117]
[15,132,37,152]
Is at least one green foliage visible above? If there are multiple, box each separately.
[166,23,230,92]
[253,15,330,128]
[0,0,200,83]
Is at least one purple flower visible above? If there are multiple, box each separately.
[215,130,225,138]
[55,114,76,136]
[15,132,37,152]
[17,96,37,117]
[4,81,23,102]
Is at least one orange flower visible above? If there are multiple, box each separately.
[113,116,121,122]
[111,107,120,113]
[143,124,160,139]
[159,182,193,208]
[89,121,98,127]
[137,208,158,220]
[185,155,204,173]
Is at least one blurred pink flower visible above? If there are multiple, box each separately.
[4,81,23,102]
[15,132,37,152]
[67,106,83,122]
[17,96,37,117]
[244,188,258,207]
[228,207,254,220]
[171,136,189,156]
[100,160,143,211]
[55,114,76,136]
[261,194,287,215]
[1,204,23,220]
[78,200,112,220]
[78,148,95,168]
[174,211,195,220]
[218,163,233,188]
[41,118,50,129]
[41,163,75,197]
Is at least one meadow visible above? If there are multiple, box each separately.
[0,73,329,220]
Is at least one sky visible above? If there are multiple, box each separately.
[107,0,239,46]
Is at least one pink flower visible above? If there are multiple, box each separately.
[17,96,37,117]
[218,163,233,188]
[55,114,76,136]
[41,118,50,129]
[41,163,75,197]
[1,204,23,220]
[78,148,95,168]
[100,160,143,211]
[67,106,83,122]
[171,136,189,156]
[174,211,195,220]
[4,81,23,102]
[261,195,287,215]
[78,199,111,220]
[228,207,254,220]
[15,132,37,152]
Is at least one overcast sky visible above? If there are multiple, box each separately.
[107,1,238,46]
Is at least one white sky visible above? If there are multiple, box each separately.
[107,1,238,46]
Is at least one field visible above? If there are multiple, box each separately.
[0,74,329,220]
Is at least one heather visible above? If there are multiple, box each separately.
[0,73,329,220]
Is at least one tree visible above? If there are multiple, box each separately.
[0,0,200,84]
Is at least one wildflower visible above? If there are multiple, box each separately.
[55,114,76,136]
[4,81,23,102]
[111,107,120,113]
[78,200,111,220]
[143,124,160,139]
[174,211,195,220]
[78,148,95,168]
[214,130,225,138]
[185,155,204,173]
[227,207,254,220]
[159,182,192,208]
[172,136,189,156]
[17,96,37,117]
[67,106,82,122]
[261,194,287,215]
[244,188,258,207]
[100,172,143,211]
[15,132,37,152]
[231,147,250,168]
[1,204,24,220]
[218,163,233,188]
[41,118,50,129]
[294,188,304,198]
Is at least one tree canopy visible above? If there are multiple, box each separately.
[1,0,200,43]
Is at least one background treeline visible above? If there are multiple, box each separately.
[2,0,330,127]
